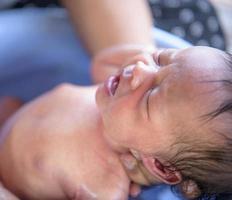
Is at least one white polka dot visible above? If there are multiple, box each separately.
[171,26,186,38]
[179,8,194,24]
[207,16,219,32]
[164,0,181,8]
[196,0,211,13]
[189,21,204,38]
[211,35,224,48]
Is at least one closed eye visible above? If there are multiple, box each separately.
[146,86,160,121]
[146,89,153,120]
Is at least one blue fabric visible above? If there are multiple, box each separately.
[0,8,190,199]
[0,8,191,101]
[0,8,91,101]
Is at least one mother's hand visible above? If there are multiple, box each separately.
[91,44,155,83]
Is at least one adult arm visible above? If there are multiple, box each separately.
[61,0,154,56]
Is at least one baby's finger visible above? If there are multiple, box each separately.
[120,154,150,185]
[129,183,141,198]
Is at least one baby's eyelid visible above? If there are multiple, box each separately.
[146,89,153,121]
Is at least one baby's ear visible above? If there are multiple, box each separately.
[141,155,182,185]
[0,96,23,127]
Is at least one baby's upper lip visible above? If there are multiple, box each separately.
[106,75,120,96]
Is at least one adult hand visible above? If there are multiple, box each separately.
[0,84,129,200]
[91,44,155,83]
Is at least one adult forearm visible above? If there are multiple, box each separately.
[61,0,154,55]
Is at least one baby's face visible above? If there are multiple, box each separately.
[96,46,226,159]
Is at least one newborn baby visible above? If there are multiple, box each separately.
[0,46,232,200]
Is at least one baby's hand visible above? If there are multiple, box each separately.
[91,44,155,83]
[120,153,158,197]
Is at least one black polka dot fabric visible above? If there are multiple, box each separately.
[5,0,59,8]
[0,0,226,50]
[148,0,226,50]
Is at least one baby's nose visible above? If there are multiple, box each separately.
[122,65,135,78]
[122,61,157,90]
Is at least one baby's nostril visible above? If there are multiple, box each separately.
[112,81,119,95]
[122,65,134,78]
[112,75,120,95]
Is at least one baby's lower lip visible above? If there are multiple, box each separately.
[104,75,120,96]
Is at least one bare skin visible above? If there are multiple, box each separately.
[0,46,228,199]
[61,0,153,55]
[0,86,130,200]
[0,97,22,200]
[96,46,228,187]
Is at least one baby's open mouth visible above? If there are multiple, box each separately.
[106,75,120,96]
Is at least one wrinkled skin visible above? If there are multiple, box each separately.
[0,85,129,200]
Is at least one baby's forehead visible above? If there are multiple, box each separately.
[176,47,226,70]
[171,48,229,93]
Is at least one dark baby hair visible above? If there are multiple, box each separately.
[167,52,232,200]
